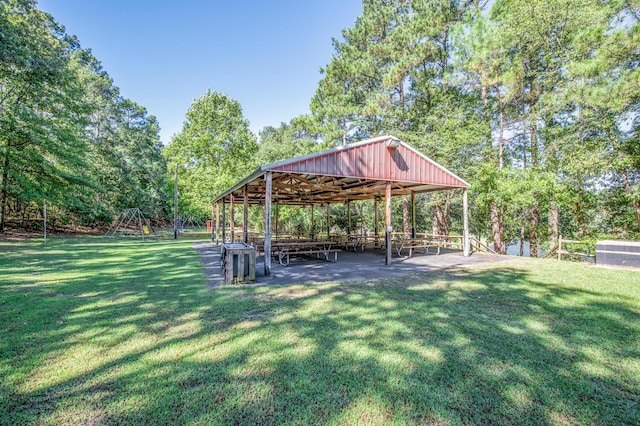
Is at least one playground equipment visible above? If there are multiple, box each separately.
[180,214,204,229]
[105,208,156,240]
[172,214,205,233]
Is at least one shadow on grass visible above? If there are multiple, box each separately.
[1,238,638,424]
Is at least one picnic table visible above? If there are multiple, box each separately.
[333,235,384,252]
[391,237,443,257]
[251,238,312,255]
[271,240,341,266]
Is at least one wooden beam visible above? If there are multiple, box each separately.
[326,203,331,238]
[385,182,392,265]
[230,194,235,242]
[243,184,249,243]
[221,199,226,243]
[310,204,315,239]
[374,197,379,239]
[211,203,218,242]
[274,202,279,240]
[347,200,351,235]
[264,172,272,276]
[215,202,220,245]
[411,191,416,239]
[463,188,470,257]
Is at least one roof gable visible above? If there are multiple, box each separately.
[264,136,469,188]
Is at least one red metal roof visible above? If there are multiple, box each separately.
[269,136,468,188]
[212,136,469,205]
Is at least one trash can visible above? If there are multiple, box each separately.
[221,243,256,284]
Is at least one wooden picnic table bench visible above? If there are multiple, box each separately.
[332,235,384,252]
[332,235,366,252]
[272,241,341,266]
[392,238,443,257]
[252,238,314,254]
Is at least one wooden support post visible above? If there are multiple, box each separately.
[558,235,562,261]
[264,172,272,276]
[385,182,392,265]
[243,184,249,244]
[221,200,226,243]
[215,202,220,245]
[411,191,416,239]
[310,205,315,239]
[374,197,379,238]
[347,200,351,235]
[275,202,279,240]
[211,203,214,241]
[230,194,235,242]
[463,188,470,257]
[326,203,331,239]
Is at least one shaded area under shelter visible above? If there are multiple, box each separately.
[194,242,508,287]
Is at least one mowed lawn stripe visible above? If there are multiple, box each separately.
[1,237,638,425]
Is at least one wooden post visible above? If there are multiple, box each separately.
[310,204,315,239]
[173,164,178,240]
[411,191,416,239]
[275,202,279,240]
[243,184,249,244]
[211,203,216,242]
[43,202,47,247]
[558,235,562,261]
[385,182,392,265]
[221,199,226,243]
[230,194,235,242]
[374,197,379,236]
[347,200,351,235]
[463,188,470,257]
[326,203,331,239]
[264,172,272,276]
[215,202,220,245]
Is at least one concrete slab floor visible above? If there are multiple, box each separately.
[193,242,513,287]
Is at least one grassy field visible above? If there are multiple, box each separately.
[1,237,638,425]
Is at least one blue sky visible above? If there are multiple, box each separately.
[38,1,362,144]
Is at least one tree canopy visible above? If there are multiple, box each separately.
[0,0,167,231]
[163,90,258,216]
[309,0,640,250]
[2,0,637,247]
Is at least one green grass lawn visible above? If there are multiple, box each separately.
[1,237,639,425]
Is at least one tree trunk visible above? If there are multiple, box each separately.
[498,94,505,170]
[529,204,539,258]
[491,91,507,253]
[549,203,559,248]
[519,216,525,257]
[529,120,539,258]
[622,170,640,233]
[490,202,505,254]
[0,149,10,232]
[576,181,587,238]
[433,203,450,236]
[402,197,410,237]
